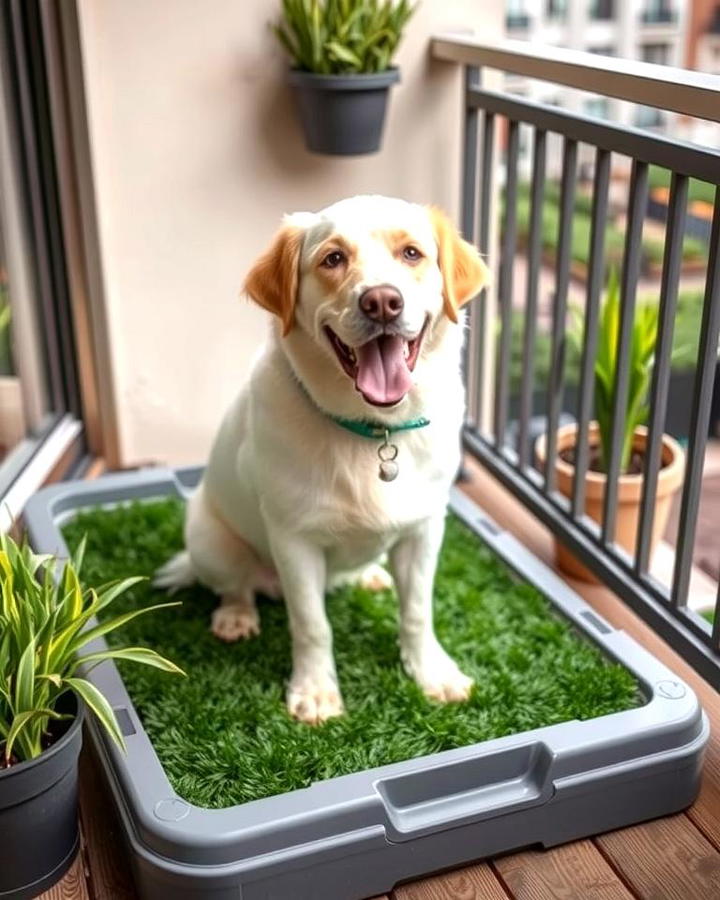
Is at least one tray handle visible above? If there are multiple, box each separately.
[375,742,555,841]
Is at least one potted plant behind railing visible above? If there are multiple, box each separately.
[536,270,685,582]
[274,0,416,155]
[0,275,26,458]
[0,533,183,899]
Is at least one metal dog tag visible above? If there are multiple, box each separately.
[378,432,399,482]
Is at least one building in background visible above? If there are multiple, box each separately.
[505,0,688,132]
[685,0,720,143]
[502,0,720,175]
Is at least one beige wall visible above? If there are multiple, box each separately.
[77,0,500,466]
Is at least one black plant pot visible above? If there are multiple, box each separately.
[0,694,83,899]
[288,68,400,156]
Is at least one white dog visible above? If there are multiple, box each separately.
[156,195,488,725]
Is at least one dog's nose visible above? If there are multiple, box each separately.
[358,285,404,323]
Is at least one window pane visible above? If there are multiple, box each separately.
[0,216,53,468]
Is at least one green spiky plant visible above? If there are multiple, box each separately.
[0,280,12,376]
[572,269,658,474]
[0,533,183,766]
[274,0,416,75]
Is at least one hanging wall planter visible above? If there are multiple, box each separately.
[288,67,400,155]
[273,0,415,157]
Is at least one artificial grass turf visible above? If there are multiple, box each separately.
[63,498,643,810]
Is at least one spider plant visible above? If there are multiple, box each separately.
[592,269,658,473]
[569,269,685,475]
[0,532,183,765]
[274,0,416,75]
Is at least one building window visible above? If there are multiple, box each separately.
[546,0,568,20]
[710,5,720,34]
[641,1,676,24]
[584,97,610,119]
[642,43,670,64]
[506,0,530,30]
[589,45,615,56]
[635,105,665,127]
[589,0,614,21]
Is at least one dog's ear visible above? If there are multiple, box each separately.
[428,206,489,322]
[244,226,304,336]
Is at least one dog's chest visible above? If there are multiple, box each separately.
[281,429,454,544]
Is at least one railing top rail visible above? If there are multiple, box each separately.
[431,35,720,124]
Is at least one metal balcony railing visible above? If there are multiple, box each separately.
[433,36,720,688]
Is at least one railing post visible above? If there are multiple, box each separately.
[461,66,481,430]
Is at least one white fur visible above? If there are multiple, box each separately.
[157,195,484,724]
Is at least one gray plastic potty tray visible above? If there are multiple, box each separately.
[24,467,708,900]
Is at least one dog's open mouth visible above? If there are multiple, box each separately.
[325,318,429,407]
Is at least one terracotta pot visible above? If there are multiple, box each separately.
[536,422,685,582]
[0,375,26,455]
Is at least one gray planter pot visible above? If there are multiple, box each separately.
[288,68,400,156]
[0,693,83,899]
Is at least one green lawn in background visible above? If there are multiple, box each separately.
[63,499,642,810]
[513,181,707,271]
[648,166,716,206]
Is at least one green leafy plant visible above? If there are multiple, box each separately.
[571,269,658,474]
[0,533,183,765]
[0,281,12,376]
[274,0,416,75]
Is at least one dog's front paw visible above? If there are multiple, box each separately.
[420,666,474,703]
[287,677,344,725]
[211,602,260,642]
[404,644,474,703]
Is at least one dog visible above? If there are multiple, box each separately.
[156,195,489,724]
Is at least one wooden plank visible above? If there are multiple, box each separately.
[492,840,634,900]
[393,863,509,899]
[37,853,90,900]
[596,815,720,899]
[84,458,107,480]
[461,456,720,852]
[78,741,137,900]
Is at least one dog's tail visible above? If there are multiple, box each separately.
[153,550,196,594]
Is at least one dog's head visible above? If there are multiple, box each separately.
[244,195,488,411]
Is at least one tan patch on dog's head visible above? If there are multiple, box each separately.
[428,207,489,322]
[311,235,358,294]
[244,226,303,335]
[377,228,431,282]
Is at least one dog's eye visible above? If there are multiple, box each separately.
[403,245,423,263]
[321,250,346,269]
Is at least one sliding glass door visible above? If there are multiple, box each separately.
[0,0,85,528]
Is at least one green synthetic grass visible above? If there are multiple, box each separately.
[62,499,642,810]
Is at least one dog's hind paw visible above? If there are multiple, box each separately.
[287,679,344,725]
[211,601,260,642]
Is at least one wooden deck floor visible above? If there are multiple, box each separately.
[40,459,720,900]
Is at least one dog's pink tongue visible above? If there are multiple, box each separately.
[355,335,412,406]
